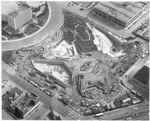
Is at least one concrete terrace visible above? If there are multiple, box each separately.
[95,2,147,23]
[32,59,73,88]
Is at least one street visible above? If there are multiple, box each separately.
[2,63,85,120]
[101,102,149,120]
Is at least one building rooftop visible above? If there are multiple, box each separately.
[2,1,18,15]
[73,2,90,8]
[134,66,149,85]
[8,4,30,18]
[13,91,38,114]
[95,2,147,23]
[26,1,45,8]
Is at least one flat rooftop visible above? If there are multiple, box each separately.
[2,1,18,15]
[13,92,38,114]
[134,66,149,85]
[8,4,30,18]
[95,2,147,23]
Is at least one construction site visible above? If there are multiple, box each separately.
[2,9,147,120]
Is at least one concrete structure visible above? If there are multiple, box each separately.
[133,19,149,41]
[2,2,62,51]
[26,1,45,8]
[72,2,91,8]
[132,65,149,90]
[2,1,18,21]
[32,59,73,88]
[7,4,32,30]
[90,2,149,28]
[11,91,39,119]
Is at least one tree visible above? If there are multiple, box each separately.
[2,51,15,64]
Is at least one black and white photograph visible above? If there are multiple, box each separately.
[1,1,149,120]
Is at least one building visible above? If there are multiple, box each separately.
[7,4,32,30]
[32,59,73,88]
[72,2,91,8]
[133,19,149,42]
[2,1,18,21]
[73,33,97,54]
[132,65,149,90]
[11,91,40,119]
[26,1,45,8]
[90,2,149,28]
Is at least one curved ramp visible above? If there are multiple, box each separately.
[2,2,64,51]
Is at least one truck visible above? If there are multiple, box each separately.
[94,113,104,117]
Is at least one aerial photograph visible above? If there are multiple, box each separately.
[2,1,149,120]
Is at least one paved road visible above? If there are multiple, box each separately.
[2,2,64,51]
[114,110,149,120]
[101,103,149,120]
[121,55,149,100]
[2,63,85,120]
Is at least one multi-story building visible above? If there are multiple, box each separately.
[11,91,40,119]
[2,1,18,22]
[132,65,149,90]
[90,2,149,28]
[7,4,32,30]
[133,19,149,42]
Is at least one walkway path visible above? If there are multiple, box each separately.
[2,2,64,51]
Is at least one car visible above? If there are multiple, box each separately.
[9,63,14,67]
[39,87,44,91]
[132,107,138,110]
[132,113,138,116]
[127,117,132,120]
[33,83,38,87]
[25,77,29,81]
[30,80,35,85]
[45,91,53,97]
[19,74,24,77]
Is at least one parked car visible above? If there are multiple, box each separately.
[45,91,53,97]
[33,83,38,87]
[127,117,132,120]
[30,80,35,85]
[19,74,24,77]
[132,113,138,116]
[39,87,45,91]
[132,107,138,110]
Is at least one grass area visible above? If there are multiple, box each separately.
[2,21,8,28]
[38,3,49,27]
[25,26,40,35]
[2,51,15,64]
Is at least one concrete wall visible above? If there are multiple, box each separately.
[15,8,32,30]
[7,15,16,29]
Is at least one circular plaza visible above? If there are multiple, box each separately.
[2,2,63,51]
